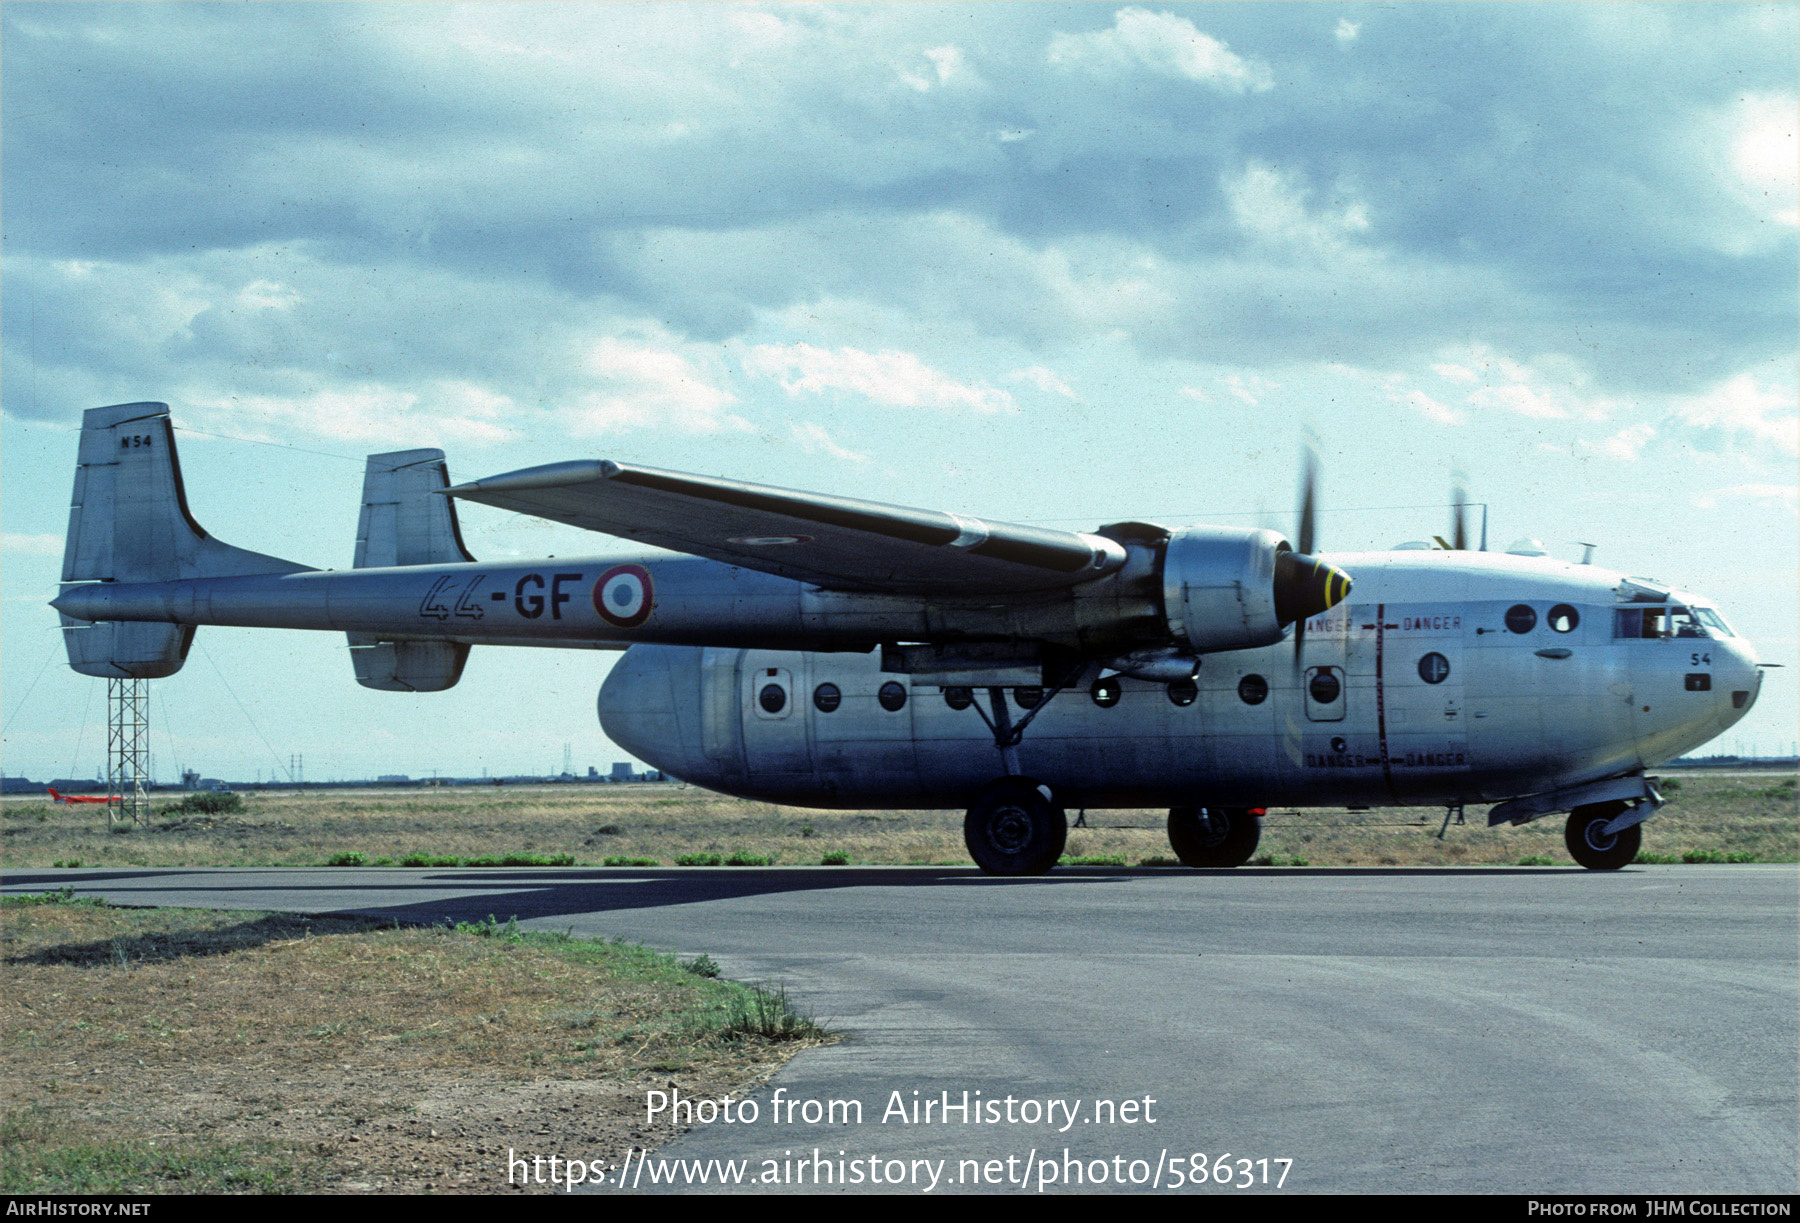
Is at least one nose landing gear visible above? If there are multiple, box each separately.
[1564,801,1641,870]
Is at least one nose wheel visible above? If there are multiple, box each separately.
[1167,806,1262,868]
[965,776,1067,876]
[1564,801,1641,870]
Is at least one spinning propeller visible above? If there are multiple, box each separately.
[1275,446,1351,670]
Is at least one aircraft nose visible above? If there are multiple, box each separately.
[1715,635,1762,721]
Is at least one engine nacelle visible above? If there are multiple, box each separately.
[1160,523,1353,657]
[1160,526,1291,654]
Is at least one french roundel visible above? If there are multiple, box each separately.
[594,564,654,628]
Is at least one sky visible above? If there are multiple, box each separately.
[3,2,1796,783]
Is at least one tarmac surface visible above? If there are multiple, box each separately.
[5,864,1796,1195]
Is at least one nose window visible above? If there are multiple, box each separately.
[1694,607,1734,637]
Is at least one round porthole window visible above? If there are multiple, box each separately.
[943,686,973,711]
[1166,679,1198,707]
[812,683,841,713]
[1308,671,1341,704]
[1505,604,1538,634]
[758,683,787,714]
[878,681,908,712]
[1238,674,1269,705]
[1090,676,1122,708]
[1548,604,1580,633]
[1418,653,1450,684]
[1013,686,1044,710]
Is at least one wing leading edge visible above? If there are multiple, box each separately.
[444,460,1126,595]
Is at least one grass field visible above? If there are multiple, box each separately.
[3,772,1794,869]
[0,892,826,1194]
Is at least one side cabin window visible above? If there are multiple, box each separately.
[1614,606,1711,640]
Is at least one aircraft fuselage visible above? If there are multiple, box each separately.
[598,550,1761,811]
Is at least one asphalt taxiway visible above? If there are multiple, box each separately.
[5,864,1794,1194]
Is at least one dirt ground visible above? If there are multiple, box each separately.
[1,901,825,1193]
[3,772,1794,868]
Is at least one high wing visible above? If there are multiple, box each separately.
[444,460,1126,595]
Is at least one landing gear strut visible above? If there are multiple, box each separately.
[958,675,1081,876]
[1564,801,1641,871]
[1167,806,1262,868]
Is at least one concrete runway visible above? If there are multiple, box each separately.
[5,864,1795,1195]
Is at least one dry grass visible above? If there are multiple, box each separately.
[0,895,828,1194]
[2,772,1793,869]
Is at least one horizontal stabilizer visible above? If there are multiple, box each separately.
[445,460,1125,595]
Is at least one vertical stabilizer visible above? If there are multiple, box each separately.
[59,402,306,678]
[348,449,475,691]
[353,449,475,569]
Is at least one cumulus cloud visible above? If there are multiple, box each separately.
[1581,423,1658,462]
[789,421,869,464]
[1672,373,1798,456]
[1223,162,1372,257]
[567,338,746,436]
[1403,389,1461,425]
[1009,365,1076,398]
[1335,19,1360,45]
[1729,93,1799,229]
[743,343,1013,413]
[1047,8,1272,92]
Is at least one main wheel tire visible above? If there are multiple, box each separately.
[964,777,1067,876]
[1168,806,1262,868]
[1564,801,1641,870]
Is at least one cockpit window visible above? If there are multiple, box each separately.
[1615,607,1713,640]
[1693,607,1734,637]
[1615,608,1662,639]
[1668,607,1709,639]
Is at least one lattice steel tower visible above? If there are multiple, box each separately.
[106,677,150,825]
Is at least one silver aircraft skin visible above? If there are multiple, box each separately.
[50,402,1763,873]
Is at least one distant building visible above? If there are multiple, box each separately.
[611,762,634,780]
[377,774,412,784]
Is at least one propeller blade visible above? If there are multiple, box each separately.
[1297,448,1317,558]
[1451,477,1468,551]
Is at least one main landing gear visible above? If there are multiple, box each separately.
[964,776,1067,876]
[1167,806,1262,868]
[1564,800,1641,871]
[960,681,1074,876]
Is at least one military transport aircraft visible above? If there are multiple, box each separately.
[51,402,1763,874]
